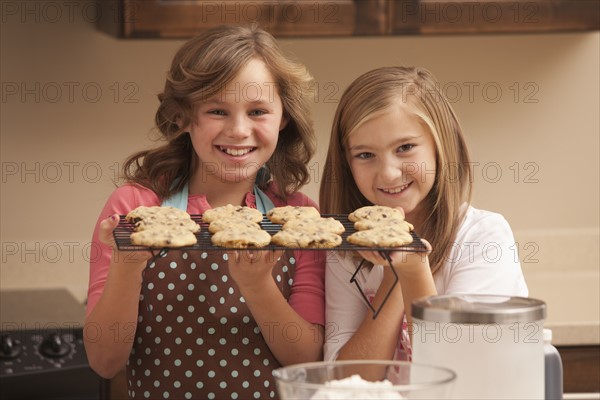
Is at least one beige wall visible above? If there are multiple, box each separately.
[1,3,598,328]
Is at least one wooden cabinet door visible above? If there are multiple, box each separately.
[389,0,600,35]
[97,0,389,38]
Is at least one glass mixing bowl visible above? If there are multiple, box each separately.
[273,360,456,399]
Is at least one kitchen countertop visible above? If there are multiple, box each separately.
[546,322,600,346]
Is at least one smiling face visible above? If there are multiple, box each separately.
[346,99,437,225]
[187,58,286,187]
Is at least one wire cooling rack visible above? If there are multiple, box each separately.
[114,214,428,318]
[113,214,427,253]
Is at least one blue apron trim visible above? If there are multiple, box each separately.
[161,182,275,214]
[253,186,275,214]
[161,182,189,210]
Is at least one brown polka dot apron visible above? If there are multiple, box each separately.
[126,184,293,399]
[127,249,295,399]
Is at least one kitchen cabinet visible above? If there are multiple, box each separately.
[96,0,388,38]
[557,345,600,393]
[96,0,599,38]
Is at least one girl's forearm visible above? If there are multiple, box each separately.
[84,260,145,379]
[398,265,437,326]
[336,276,404,361]
[240,278,324,366]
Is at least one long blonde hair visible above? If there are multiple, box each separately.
[123,25,316,200]
[319,67,472,274]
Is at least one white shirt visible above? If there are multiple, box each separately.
[324,206,528,361]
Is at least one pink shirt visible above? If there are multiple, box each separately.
[87,182,325,326]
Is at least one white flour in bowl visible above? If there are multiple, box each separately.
[310,374,405,399]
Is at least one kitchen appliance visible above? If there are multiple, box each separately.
[0,289,102,400]
[273,360,456,399]
[411,294,549,399]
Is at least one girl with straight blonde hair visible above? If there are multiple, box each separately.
[320,66,527,362]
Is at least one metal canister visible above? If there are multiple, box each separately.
[411,294,547,399]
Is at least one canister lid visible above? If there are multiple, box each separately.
[411,294,546,324]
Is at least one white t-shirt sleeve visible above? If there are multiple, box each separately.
[323,252,371,361]
[437,208,528,297]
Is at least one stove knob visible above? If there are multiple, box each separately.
[0,335,21,359]
[39,333,70,358]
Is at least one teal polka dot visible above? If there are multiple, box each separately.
[170,261,177,269]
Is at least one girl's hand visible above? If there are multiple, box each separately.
[227,250,284,291]
[99,214,153,266]
[358,239,432,278]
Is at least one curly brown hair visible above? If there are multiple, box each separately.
[122,25,316,200]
